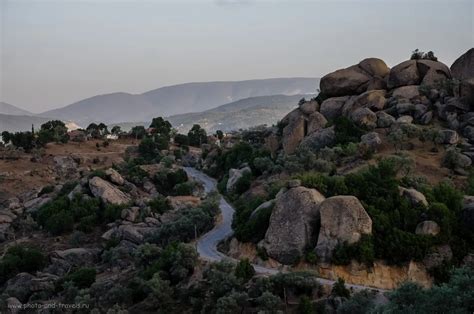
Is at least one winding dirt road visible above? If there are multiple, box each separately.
[184,167,387,291]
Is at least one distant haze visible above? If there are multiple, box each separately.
[1,0,473,113]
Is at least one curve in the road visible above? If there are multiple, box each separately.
[184,167,387,291]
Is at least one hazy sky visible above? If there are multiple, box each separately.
[1,0,473,113]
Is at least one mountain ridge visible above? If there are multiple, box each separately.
[39,78,319,126]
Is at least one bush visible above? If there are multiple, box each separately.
[45,210,74,235]
[234,259,255,282]
[232,171,253,195]
[332,116,365,145]
[103,203,127,222]
[64,267,97,288]
[148,196,172,214]
[173,182,195,196]
[0,245,46,283]
[142,242,198,284]
[332,278,350,298]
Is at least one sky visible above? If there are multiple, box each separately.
[0,0,473,113]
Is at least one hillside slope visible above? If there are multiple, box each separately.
[40,78,319,126]
[0,102,32,116]
[168,94,314,133]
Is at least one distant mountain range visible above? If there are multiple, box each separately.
[0,102,32,116]
[0,77,319,132]
[168,94,315,133]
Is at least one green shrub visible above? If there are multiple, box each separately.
[332,116,365,145]
[0,245,46,284]
[77,214,98,233]
[142,242,197,284]
[45,210,74,235]
[64,267,97,288]
[234,259,255,282]
[332,278,350,298]
[148,196,172,214]
[103,203,127,222]
[173,182,194,196]
[233,171,253,195]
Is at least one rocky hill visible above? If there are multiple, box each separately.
[168,94,315,133]
[200,48,474,291]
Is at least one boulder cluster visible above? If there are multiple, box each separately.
[276,49,474,162]
[262,180,372,264]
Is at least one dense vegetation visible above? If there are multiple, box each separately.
[297,157,472,269]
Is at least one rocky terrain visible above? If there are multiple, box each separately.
[200,48,474,294]
[0,49,473,313]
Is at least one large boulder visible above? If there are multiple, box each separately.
[399,187,428,207]
[418,59,452,86]
[320,96,349,120]
[299,126,336,152]
[376,111,396,128]
[388,59,451,89]
[263,186,325,264]
[226,167,252,192]
[450,48,474,81]
[350,108,377,129]
[105,168,125,186]
[282,111,306,155]
[415,220,440,236]
[89,176,131,205]
[315,196,372,262]
[360,132,382,150]
[320,58,389,97]
[392,85,420,100]
[388,60,420,89]
[307,112,328,134]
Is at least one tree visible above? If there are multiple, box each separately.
[38,120,69,144]
[138,137,159,160]
[86,123,100,139]
[111,125,122,135]
[188,124,207,147]
[131,126,146,139]
[234,259,255,282]
[174,134,189,146]
[98,123,109,136]
[1,131,11,144]
[149,117,172,138]
[215,130,224,140]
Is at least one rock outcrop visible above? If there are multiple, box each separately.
[315,196,372,262]
[226,167,252,192]
[105,168,125,186]
[415,220,440,236]
[320,58,389,97]
[263,186,325,264]
[89,176,131,205]
[451,48,474,81]
[399,187,428,207]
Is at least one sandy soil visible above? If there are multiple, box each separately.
[0,139,135,199]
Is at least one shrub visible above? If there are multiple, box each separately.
[332,278,350,298]
[64,267,97,288]
[103,203,127,222]
[234,259,255,282]
[332,116,365,145]
[148,196,172,214]
[173,182,194,196]
[0,245,46,283]
[142,242,198,284]
[232,171,253,195]
[45,210,74,235]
